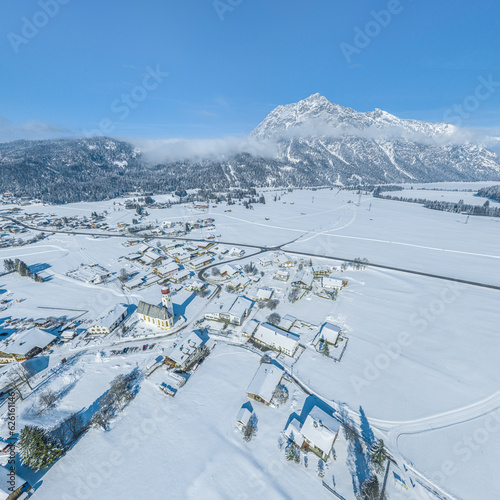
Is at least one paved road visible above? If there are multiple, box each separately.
[4,213,500,292]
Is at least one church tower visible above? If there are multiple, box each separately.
[161,286,173,316]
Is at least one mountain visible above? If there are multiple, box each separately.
[1,95,500,203]
[249,94,500,184]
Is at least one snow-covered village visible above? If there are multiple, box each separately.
[0,183,499,500]
[2,1,500,498]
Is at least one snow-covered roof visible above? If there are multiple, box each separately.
[322,277,344,288]
[166,330,205,366]
[278,315,296,331]
[256,288,273,300]
[99,304,128,330]
[301,407,340,455]
[1,328,56,356]
[292,270,313,287]
[319,323,341,344]
[220,264,239,276]
[246,364,284,403]
[236,407,252,427]
[156,261,179,274]
[229,275,250,289]
[136,301,172,320]
[242,319,260,336]
[254,323,299,353]
[229,296,253,319]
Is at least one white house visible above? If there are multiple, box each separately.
[253,323,299,357]
[278,315,296,332]
[284,406,341,461]
[321,277,347,290]
[314,323,342,347]
[188,255,213,270]
[246,363,284,405]
[276,253,294,268]
[242,319,260,337]
[205,296,253,326]
[87,304,128,335]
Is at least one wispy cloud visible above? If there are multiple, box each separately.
[0,116,72,142]
[130,136,279,163]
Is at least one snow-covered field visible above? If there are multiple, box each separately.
[0,183,499,499]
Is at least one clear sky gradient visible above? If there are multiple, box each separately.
[1,0,499,141]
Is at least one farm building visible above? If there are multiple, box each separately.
[278,315,297,332]
[0,328,57,364]
[246,363,284,406]
[284,406,341,461]
[253,323,300,357]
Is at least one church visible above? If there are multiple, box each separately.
[136,287,175,330]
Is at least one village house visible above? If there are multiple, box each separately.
[205,296,253,326]
[276,254,295,268]
[0,328,57,364]
[164,330,207,371]
[139,249,164,266]
[0,465,31,499]
[259,256,273,267]
[188,255,213,271]
[312,266,330,278]
[321,277,348,290]
[86,304,128,335]
[291,270,314,290]
[253,323,300,357]
[219,264,239,278]
[227,275,251,291]
[314,323,342,348]
[229,247,245,257]
[246,363,284,406]
[154,261,180,278]
[170,269,191,283]
[242,319,260,338]
[273,270,290,282]
[256,287,273,301]
[278,315,297,332]
[284,406,341,462]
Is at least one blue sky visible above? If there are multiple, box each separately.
[1,0,499,141]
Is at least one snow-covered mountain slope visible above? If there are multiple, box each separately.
[249,94,500,183]
[1,94,500,203]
